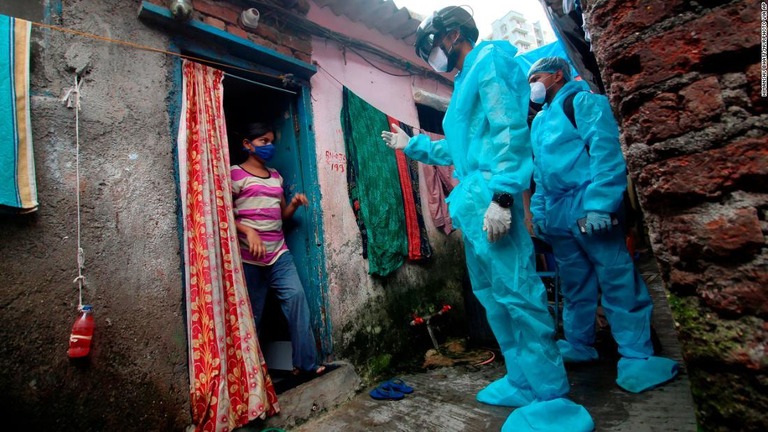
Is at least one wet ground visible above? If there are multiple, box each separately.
[257,256,698,432]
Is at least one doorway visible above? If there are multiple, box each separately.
[223,75,315,374]
[173,50,331,376]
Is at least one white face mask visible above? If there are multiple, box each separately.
[428,34,460,73]
[529,81,548,104]
[428,45,449,73]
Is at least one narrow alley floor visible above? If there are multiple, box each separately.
[287,257,698,432]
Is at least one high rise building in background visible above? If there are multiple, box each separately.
[490,9,555,52]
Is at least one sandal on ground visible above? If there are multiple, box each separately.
[382,378,413,394]
[370,385,405,400]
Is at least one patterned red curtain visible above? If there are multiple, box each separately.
[177,60,278,432]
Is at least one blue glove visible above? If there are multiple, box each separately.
[585,211,611,235]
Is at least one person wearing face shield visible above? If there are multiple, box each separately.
[381,8,593,432]
[527,57,679,393]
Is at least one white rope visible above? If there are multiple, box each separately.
[62,76,85,310]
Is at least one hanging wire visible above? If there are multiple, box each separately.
[243,0,443,81]
[223,72,297,94]
[290,19,415,78]
[30,10,452,86]
[30,21,289,83]
[344,45,413,77]
[316,62,344,88]
[61,75,85,310]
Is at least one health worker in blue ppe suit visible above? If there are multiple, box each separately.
[527,56,679,393]
[382,8,593,432]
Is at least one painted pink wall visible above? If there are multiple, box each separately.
[308,2,453,123]
[307,2,464,343]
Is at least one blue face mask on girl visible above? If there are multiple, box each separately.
[247,142,276,161]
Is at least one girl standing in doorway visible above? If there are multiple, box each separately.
[231,122,325,378]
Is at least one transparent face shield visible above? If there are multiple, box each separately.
[415,6,476,65]
[416,16,440,63]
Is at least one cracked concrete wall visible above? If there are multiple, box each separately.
[0,0,189,430]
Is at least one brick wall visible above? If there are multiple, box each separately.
[146,0,313,62]
[585,0,767,429]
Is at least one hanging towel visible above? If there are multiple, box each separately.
[341,88,433,275]
[0,14,36,214]
[389,117,432,261]
[421,163,457,234]
[420,132,458,235]
[342,88,408,276]
[406,153,433,260]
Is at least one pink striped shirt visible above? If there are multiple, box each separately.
[231,165,288,266]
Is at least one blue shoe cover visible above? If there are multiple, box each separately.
[476,377,536,407]
[502,398,594,432]
[616,356,679,393]
[557,340,599,363]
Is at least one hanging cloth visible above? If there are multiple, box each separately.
[419,131,457,235]
[341,87,414,276]
[177,60,278,432]
[389,117,432,261]
[0,14,37,214]
[420,163,457,235]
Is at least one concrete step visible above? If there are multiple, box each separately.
[236,361,361,431]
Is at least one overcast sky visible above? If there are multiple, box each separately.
[392,0,553,39]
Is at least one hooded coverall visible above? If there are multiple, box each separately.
[405,41,593,432]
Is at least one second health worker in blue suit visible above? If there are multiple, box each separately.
[528,56,678,394]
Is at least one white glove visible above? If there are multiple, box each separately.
[483,201,512,243]
[381,123,410,150]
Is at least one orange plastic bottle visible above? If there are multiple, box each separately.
[68,305,94,358]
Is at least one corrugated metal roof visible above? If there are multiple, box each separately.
[313,0,424,44]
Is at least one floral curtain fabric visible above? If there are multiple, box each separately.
[177,60,278,432]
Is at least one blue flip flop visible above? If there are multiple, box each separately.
[369,385,404,400]
[383,378,414,394]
